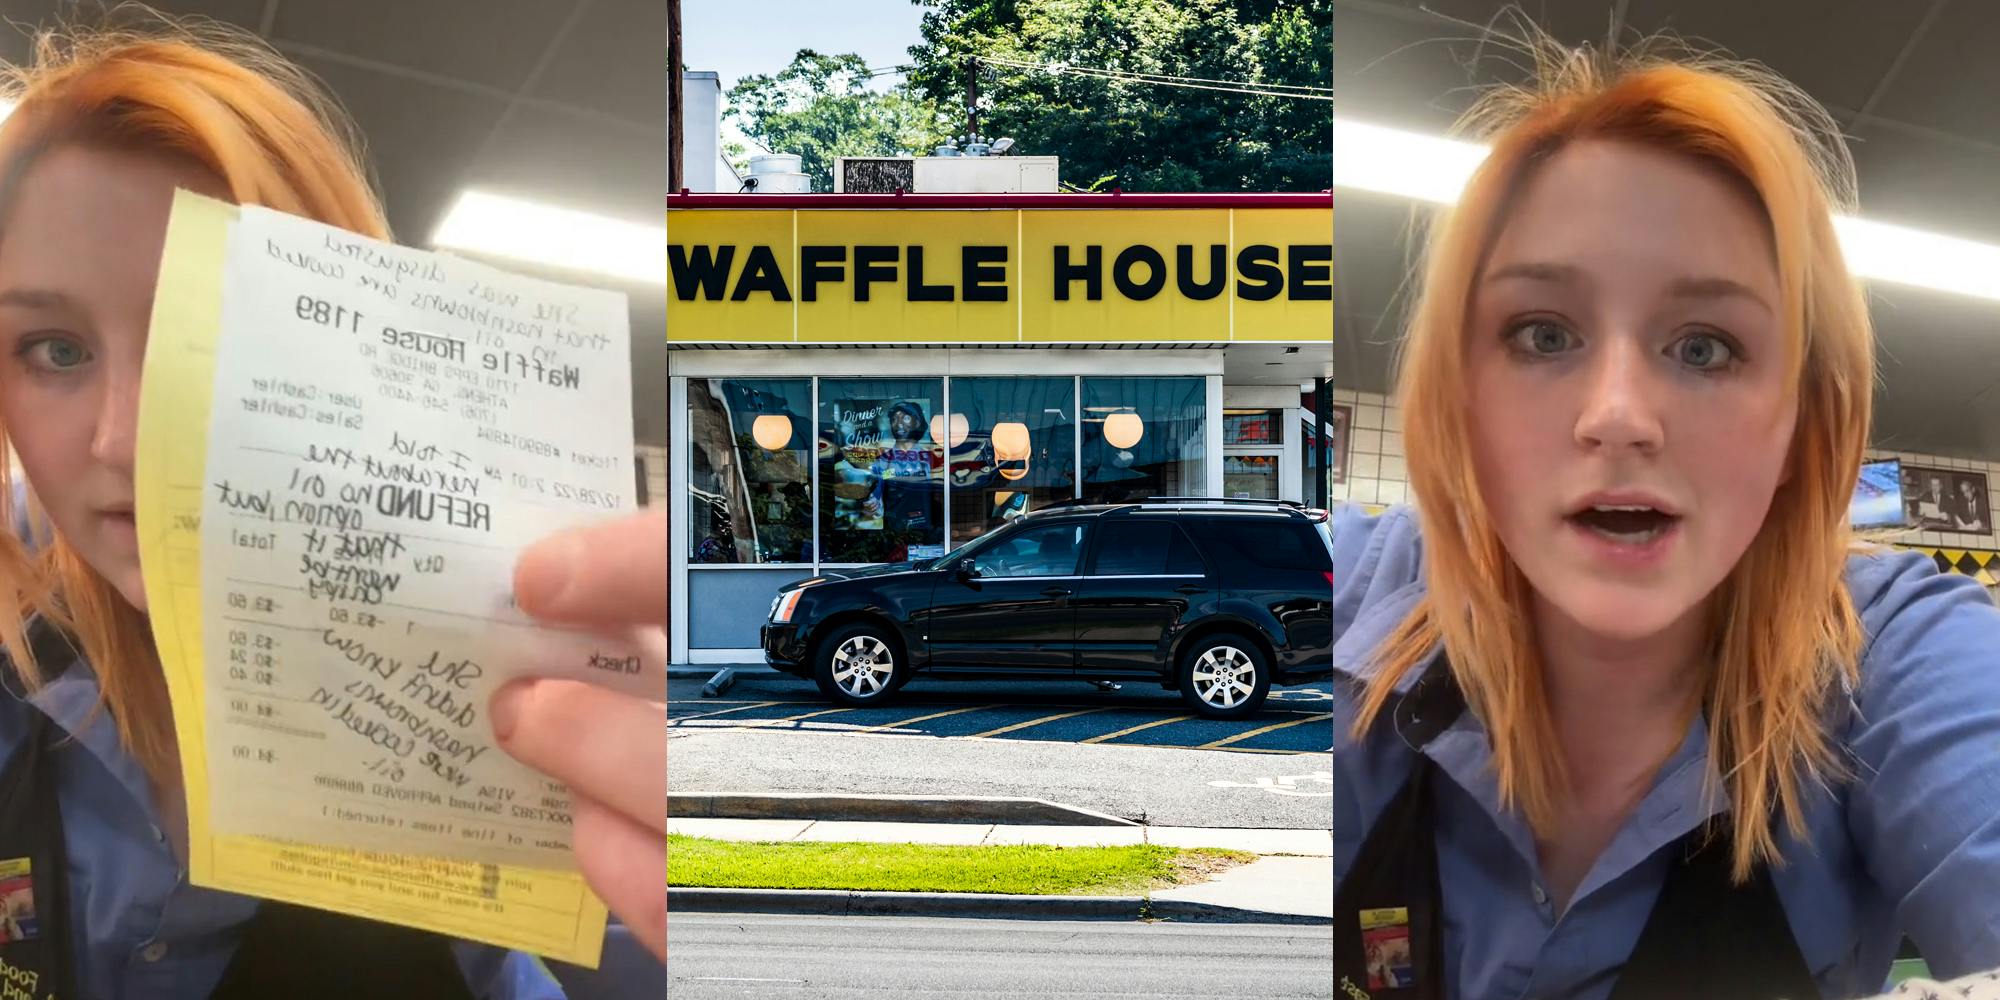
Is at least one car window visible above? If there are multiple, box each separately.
[969,523,1086,578]
[1166,526,1207,576]
[1090,521,1170,575]
[1198,518,1330,573]
[1087,520,1206,577]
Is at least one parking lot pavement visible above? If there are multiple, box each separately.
[668,670,1335,755]
[667,728,1332,829]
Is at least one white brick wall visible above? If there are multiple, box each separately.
[639,444,669,510]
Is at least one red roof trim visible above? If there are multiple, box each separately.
[668,192,1332,210]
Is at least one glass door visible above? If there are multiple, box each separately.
[1224,407,1286,500]
[1223,451,1282,499]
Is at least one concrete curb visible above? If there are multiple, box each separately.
[669,792,1140,827]
[668,887,1331,925]
[669,663,782,681]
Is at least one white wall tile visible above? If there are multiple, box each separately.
[1351,428,1383,455]
[1349,478,1380,504]
[1351,453,1381,480]
[1333,388,1358,403]
[1382,455,1408,482]
[1330,481,1349,502]
[1381,431,1405,459]
[1378,481,1407,505]
[1356,404,1384,430]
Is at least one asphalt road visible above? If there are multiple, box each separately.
[669,671,1335,754]
[666,913,1334,999]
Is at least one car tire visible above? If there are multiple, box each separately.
[813,623,905,707]
[1177,634,1271,719]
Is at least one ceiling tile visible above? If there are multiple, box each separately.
[1849,121,2000,245]
[530,0,664,129]
[1866,0,2000,142]
[147,0,268,30]
[464,101,664,225]
[271,0,583,93]
[291,52,509,242]
[1621,0,1931,113]
[1333,4,1493,133]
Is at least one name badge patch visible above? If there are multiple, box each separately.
[1359,906,1413,990]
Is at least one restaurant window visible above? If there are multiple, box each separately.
[946,376,1076,548]
[818,378,946,563]
[1223,408,1283,445]
[1081,377,1206,501]
[686,377,812,563]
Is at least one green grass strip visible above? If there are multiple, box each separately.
[667,834,1253,896]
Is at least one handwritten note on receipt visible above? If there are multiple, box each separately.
[135,190,647,966]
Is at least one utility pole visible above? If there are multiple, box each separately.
[965,56,979,141]
[667,0,684,193]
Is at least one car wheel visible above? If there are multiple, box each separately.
[1177,634,1271,719]
[814,624,904,706]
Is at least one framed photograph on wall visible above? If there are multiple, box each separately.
[1901,464,1991,534]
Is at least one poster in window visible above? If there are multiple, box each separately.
[1901,464,1991,534]
[823,397,943,535]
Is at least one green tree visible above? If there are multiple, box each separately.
[726,50,942,192]
[906,0,1331,192]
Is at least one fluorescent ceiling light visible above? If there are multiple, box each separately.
[432,190,663,286]
[1333,116,2000,304]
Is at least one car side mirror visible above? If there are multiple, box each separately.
[956,562,981,581]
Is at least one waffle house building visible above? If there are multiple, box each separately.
[666,192,1334,665]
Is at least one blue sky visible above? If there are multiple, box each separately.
[683,0,930,92]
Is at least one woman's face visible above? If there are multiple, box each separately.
[0,144,230,611]
[1465,140,1794,643]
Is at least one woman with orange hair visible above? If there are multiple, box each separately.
[1333,36,2000,1000]
[0,11,663,998]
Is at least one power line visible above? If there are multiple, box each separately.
[978,55,1332,100]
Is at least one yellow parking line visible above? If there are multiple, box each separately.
[726,706,860,727]
[668,701,784,722]
[969,708,1110,739]
[849,704,999,735]
[1082,714,1194,744]
[1199,712,1334,749]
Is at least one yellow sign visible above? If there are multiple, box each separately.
[667,206,1331,343]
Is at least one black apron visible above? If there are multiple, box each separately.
[1334,655,1819,1000]
[0,626,478,1000]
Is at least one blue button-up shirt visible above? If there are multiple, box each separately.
[1333,504,2000,999]
[0,641,660,999]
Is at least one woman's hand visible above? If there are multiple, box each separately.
[490,509,667,961]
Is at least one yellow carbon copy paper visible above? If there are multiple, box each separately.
[136,190,644,967]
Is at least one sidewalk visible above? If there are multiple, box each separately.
[667,816,1331,855]
[668,816,1333,920]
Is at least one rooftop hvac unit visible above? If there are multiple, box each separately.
[834,155,1060,194]
[745,153,810,194]
[836,157,916,193]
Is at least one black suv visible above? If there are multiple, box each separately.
[760,498,1333,718]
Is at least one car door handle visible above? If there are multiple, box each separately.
[1042,586,1072,598]
[1175,584,1204,595]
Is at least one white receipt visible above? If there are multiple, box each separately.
[197,205,643,869]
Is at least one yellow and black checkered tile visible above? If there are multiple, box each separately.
[1902,545,2000,586]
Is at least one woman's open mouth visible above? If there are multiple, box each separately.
[1568,504,1679,545]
